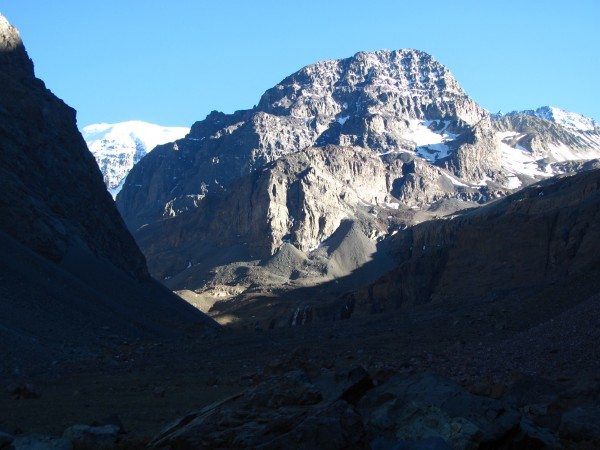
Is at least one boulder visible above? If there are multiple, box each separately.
[62,424,120,449]
[358,372,521,449]
[149,369,369,449]
[10,434,72,450]
[559,406,600,441]
[0,432,13,449]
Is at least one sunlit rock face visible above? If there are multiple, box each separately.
[115,48,600,303]
[116,49,493,231]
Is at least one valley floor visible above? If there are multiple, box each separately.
[1,287,599,447]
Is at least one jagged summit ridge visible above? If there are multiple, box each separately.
[118,49,494,229]
[0,14,22,49]
[0,14,34,76]
[257,49,485,125]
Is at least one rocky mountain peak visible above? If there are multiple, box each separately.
[0,14,34,76]
[257,48,487,128]
[117,48,600,308]
[120,49,494,230]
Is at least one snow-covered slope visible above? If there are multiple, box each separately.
[498,106,598,132]
[82,121,189,197]
[493,111,600,188]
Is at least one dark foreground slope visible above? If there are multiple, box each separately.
[0,15,215,375]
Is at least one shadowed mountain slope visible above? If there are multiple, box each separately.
[0,15,216,375]
[355,168,600,317]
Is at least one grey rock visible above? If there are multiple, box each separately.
[371,436,451,450]
[89,414,126,434]
[443,121,501,183]
[0,432,13,449]
[515,417,562,449]
[10,434,72,450]
[559,406,600,441]
[358,372,520,449]
[62,424,120,449]
[312,366,373,403]
[134,142,489,308]
[149,369,369,449]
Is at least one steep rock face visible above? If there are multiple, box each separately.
[355,168,600,314]
[82,121,189,196]
[117,49,493,231]
[135,145,405,281]
[443,121,502,182]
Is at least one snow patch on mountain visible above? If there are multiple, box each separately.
[83,121,189,196]
[403,120,458,162]
[498,131,550,180]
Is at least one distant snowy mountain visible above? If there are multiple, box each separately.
[82,121,189,197]
[496,106,598,132]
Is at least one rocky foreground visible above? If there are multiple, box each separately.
[1,285,599,449]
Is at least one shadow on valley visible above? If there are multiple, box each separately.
[209,169,600,335]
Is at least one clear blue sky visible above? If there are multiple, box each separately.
[2,0,598,128]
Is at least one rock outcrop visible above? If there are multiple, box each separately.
[135,143,496,300]
[149,365,600,449]
[134,145,397,283]
[443,121,502,183]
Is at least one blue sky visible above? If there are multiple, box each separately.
[2,0,598,127]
